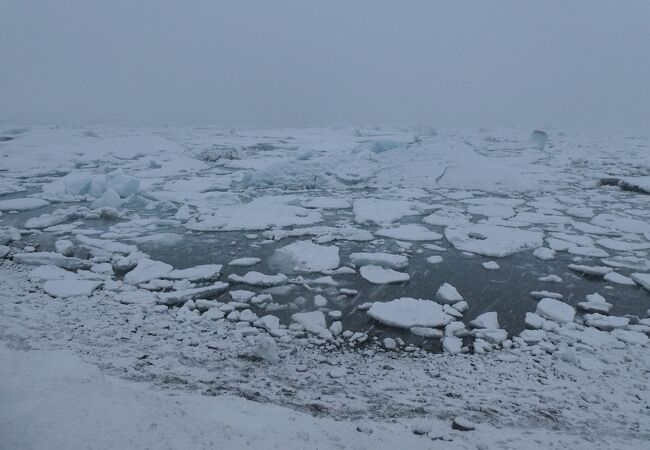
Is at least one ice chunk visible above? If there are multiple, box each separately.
[130,233,183,247]
[631,273,650,291]
[349,252,408,269]
[29,265,78,282]
[529,130,548,150]
[535,298,575,324]
[106,172,140,197]
[0,198,49,212]
[228,271,288,287]
[156,282,229,306]
[359,265,410,284]
[603,272,635,286]
[376,224,442,241]
[252,335,279,363]
[466,204,515,219]
[482,261,499,270]
[591,214,650,235]
[291,311,331,339]
[525,312,545,329]
[124,259,173,285]
[91,188,122,209]
[611,329,649,346]
[301,197,351,209]
[596,238,650,252]
[0,226,21,245]
[230,290,255,302]
[577,293,612,314]
[76,235,137,256]
[530,290,563,300]
[423,209,470,227]
[533,247,555,261]
[568,264,613,277]
[411,326,443,338]
[24,208,82,229]
[442,336,463,355]
[174,204,191,222]
[254,315,281,332]
[228,257,261,267]
[352,140,407,154]
[164,264,223,282]
[43,280,102,298]
[566,206,594,218]
[367,298,452,329]
[63,174,92,196]
[352,199,418,225]
[469,312,499,330]
[268,241,339,273]
[445,224,543,257]
[54,240,74,256]
[436,283,463,304]
[584,314,629,331]
[602,256,650,271]
[567,246,609,258]
[13,252,88,270]
[187,197,322,231]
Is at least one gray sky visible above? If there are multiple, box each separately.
[1,1,649,128]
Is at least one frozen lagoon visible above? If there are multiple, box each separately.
[1,124,650,447]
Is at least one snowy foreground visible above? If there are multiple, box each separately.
[1,124,650,448]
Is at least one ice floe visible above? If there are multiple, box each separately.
[268,241,339,273]
[349,252,408,269]
[376,224,442,241]
[359,265,410,284]
[367,298,452,329]
[444,224,543,257]
[43,280,102,298]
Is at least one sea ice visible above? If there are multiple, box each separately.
[156,282,229,306]
[444,224,543,257]
[631,273,650,291]
[367,298,452,329]
[535,298,575,324]
[228,271,288,286]
[436,283,463,304]
[0,198,49,211]
[228,257,262,267]
[359,265,410,284]
[13,252,88,270]
[124,259,173,285]
[349,252,408,269]
[469,312,499,330]
[291,311,331,339]
[269,241,339,273]
[352,199,418,225]
[91,188,122,209]
[43,280,102,298]
[376,224,442,241]
[164,264,223,282]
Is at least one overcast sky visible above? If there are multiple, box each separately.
[1,1,649,128]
